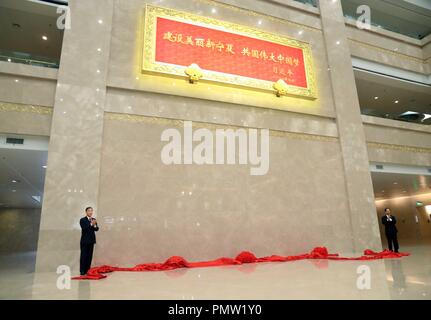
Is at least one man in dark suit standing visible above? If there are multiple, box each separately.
[381,208,399,253]
[80,207,99,275]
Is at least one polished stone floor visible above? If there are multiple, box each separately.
[1,239,430,300]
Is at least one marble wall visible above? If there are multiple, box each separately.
[0,208,41,254]
[1,0,430,275]
[30,0,391,272]
[363,116,431,167]
[94,112,353,266]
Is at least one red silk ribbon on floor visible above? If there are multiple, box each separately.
[72,247,409,280]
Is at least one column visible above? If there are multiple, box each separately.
[35,0,114,272]
[319,0,382,252]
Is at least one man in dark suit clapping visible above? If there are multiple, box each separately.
[79,207,99,275]
[381,208,399,253]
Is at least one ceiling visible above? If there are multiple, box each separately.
[0,148,47,209]
[354,69,431,124]
[341,0,431,39]
[371,172,431,200]
[0,0,64,60]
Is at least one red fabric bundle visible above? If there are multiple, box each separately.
[72,247,409,280]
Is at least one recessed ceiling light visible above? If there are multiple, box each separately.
[12,179,18,183]
[258,20,262,25]
[7,58,11,62]
[374,96,379,100]
[42,35,48,41]
[336,41,341,45]
[394,100,399,104]
[211,8,217,13]
[98,19,103,24]
[14,79,19,83]
[42,165,47,169]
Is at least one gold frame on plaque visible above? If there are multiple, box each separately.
[142,4,317,99]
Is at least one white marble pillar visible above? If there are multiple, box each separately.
[35,0,114,272]
[319,0,382,252]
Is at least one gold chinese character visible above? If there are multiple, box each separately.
[269,53,277,62]
[260,50,268,60]
[285,56,293,66]
[226,44,235,54]
[277,54,284,63]
[251,50,260,58]
[287,69,294,77]
[185,36,194,46]
[163,32,176,42]
[241,47,251,56]
[206,39,215,50]
[293,58,300,67]
[195,38,205,47]
[176,33,184,43]
[215,41,225,52]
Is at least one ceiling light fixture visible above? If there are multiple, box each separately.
[42,35,48,41]
[374,96,379,100]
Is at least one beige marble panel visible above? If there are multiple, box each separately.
[0,102,52,136]
[94,115,353,266]
[367,145,431,167]
[0,61,58,80]
[344,19,423,46]
[35,0,115,273]
[107,0,335,118]
[346,24,423,60]
[344,22,427,75]
[105,88,339,138]
[364,124,431,149]
[319,0,382,252]
[363,116,431,167]
[345,21,427,75]
[362,115,431,134]
[0,208,41,254]
[204,0,322,29]
[424,40,431,75]
[0,74,56,107]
